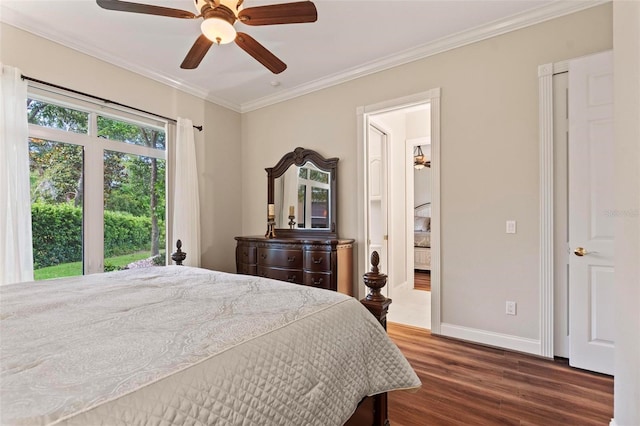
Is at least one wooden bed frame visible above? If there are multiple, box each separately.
[171,241,392,426]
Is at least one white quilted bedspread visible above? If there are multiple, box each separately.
[1,266,420,425]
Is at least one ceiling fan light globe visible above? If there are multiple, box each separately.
[201,18,237,44]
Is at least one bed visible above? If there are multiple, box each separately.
[414,203,431,271]
[0,248,420,426]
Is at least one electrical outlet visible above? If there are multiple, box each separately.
[506,301,517,315]
[506,220,517,234]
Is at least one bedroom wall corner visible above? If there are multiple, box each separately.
[612,1,640,424]
[200,102,242,272]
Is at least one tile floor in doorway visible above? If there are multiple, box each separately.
[387,284,430,329]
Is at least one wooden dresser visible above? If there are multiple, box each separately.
[235,236,355,296]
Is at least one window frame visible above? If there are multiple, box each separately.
[296,165,330,229]
[27,85,168,275]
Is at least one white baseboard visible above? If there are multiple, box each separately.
[439,323,544,356]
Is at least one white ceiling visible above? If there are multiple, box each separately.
[1,0,603,112]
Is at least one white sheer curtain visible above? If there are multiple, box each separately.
[0,64,34,285]
[171,117,201,267]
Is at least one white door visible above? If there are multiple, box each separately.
[367,122,388,292]
[568,50,614,375]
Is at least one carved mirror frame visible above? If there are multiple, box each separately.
[266,147,338,238]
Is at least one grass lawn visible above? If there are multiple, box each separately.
[34,251,156,281]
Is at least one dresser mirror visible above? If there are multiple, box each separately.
[267,147,338,238]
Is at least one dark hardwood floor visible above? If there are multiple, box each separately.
[414,271,431,292]
[387,323,613,426]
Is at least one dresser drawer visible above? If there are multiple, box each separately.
[303,251,331,272]
[237,263,256,275]
[258,266,302,284]
[236,245,256,264]
[258,248,302,268]
[235,236,354,296]
[303,272,332,290]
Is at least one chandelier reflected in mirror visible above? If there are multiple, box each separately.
[414,146,430,169]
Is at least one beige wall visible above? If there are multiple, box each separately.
[242,4,613,341]
[200,101,242,272]
[613,1,640,424]
[406,109,429,140]
[0,23,242,272]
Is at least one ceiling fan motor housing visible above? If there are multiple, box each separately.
[194,0,241,15]
[202,4,236,24]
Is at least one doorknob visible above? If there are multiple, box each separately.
[574,247,588,257]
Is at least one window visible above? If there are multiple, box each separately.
[297,163,330,229]
[27,91,167,280]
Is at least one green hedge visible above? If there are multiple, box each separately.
[31,203,164,268]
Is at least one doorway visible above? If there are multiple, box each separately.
[357,89,441,332]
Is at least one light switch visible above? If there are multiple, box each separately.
[506,220,517,234]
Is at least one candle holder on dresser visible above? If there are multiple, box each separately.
[288,215,296,229]
[265,203,276,238]
[265,219,276,238]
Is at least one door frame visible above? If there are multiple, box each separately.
[366,120,391,297]
[539,60,568,358]
[538,51,613,359]
[356,88,442,333]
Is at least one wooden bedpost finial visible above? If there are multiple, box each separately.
[363,251,387,302]
[361,251,392,332]
[171,240,187,266]
[370,251,380,274]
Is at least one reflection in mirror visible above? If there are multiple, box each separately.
[274,162,330,229]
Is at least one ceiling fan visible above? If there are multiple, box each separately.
[95,0,318,74]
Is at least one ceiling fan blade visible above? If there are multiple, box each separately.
[238,1,317,26]
[180,35,214,69]
[235,32,286,74]
[96,0,197,19]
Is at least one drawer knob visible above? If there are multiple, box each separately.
[312,277,324,285]
[287,256,296,262]
[287,275,296,282]
[312,257,323,264]
[261,254,267,259]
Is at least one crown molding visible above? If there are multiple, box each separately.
[1,1,608,114]
[0,5,242,112]
[240,0,609,112]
